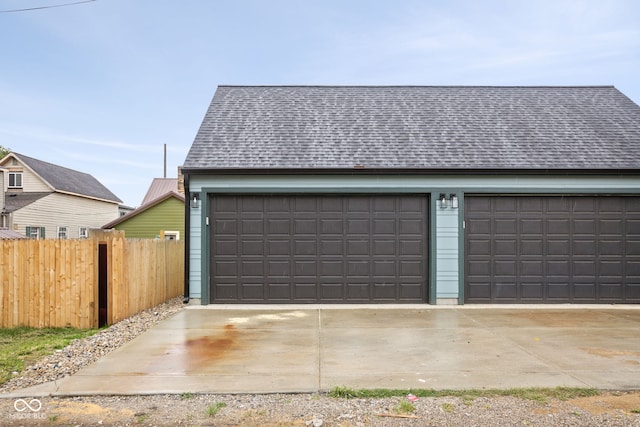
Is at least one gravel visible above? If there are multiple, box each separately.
[1,299,639,426]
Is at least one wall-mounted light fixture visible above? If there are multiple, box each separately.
[439,193,448,209]
[190,193,200,209]
[439,193,459,209]
[450,193,459,209]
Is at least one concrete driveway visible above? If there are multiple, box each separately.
[5,305,640,397]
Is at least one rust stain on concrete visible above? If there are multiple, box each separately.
[183,324,240,370]
[581,347,640,358]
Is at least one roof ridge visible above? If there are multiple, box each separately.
[217,85,617,89]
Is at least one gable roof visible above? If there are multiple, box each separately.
[183,85,640,172]
[141,178,178,205]
[5,153,122,203]
[103,190,184,229]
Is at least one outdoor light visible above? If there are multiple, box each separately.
[190,193,200,209]
[450,194,459,209]
[439,193,448,209]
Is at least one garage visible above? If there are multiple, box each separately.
[465,196,640,303]
[209,194,428,303]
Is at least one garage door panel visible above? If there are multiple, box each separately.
[468,239,490,255]
[495,260,516,276]
[241,219,263,234]
[267,219,290,234]
[548,240,570,255]
[241,240,263,255]
[547,260,570,276]
[467,218,491,234]
[495,219,517,235]
[521,282,544,299]
[294,219,316,234]
[494,283,518,299]
[599,219,623,235]
[548,219,570,235]
[521,239,543,255]
[521,219,543,235]
[628,220,640,235]
[465,196,640,303]
[295,261,316,276]
[495,239,516,255]
[320,240,343,255]
[399,219,424,234]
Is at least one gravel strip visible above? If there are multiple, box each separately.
[1,299,639,426]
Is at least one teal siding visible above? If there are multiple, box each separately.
[435,201,459,301]
[188,174,640,304]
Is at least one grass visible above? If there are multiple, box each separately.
[207,402,227,417]
[395,400,416,414]
[0,326,98,385]
[328,386,599,404]
[441,402,456,413]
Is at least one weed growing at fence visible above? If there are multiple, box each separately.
[0,326,97,385]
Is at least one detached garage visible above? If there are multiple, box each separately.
[183,86,640,305]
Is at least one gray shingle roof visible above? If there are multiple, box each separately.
[183,85,640,171]
[14,153,122,202]
[4,192,50,213]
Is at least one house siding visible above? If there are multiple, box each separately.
[112,197,184,239]
[12,193,119,239]
[187,173,640,304]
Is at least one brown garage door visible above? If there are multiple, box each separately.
[465,196,640,303]
[210,195,428,303]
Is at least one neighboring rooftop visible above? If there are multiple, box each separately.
[7,152,122,203]
[0,227,27,239]
[184,85,640,171]
[141,178,178,205]
[3,192,50,213]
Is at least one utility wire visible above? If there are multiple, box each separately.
[0,0,96,13]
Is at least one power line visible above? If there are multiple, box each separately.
[0,0,96,13]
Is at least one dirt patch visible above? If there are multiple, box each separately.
[48,400,135,424]
[569,391,640,415]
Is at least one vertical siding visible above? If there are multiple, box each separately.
[436,203,460,300]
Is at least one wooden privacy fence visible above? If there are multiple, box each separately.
[0,230,184,329]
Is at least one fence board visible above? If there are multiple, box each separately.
[0,235,184,328]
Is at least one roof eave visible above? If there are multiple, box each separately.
[181,167,640,176]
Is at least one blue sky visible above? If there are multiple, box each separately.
[1,0,639,206]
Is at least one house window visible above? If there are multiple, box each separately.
[79,227,89,238]
[57,226,68,239]
[8,172,23,188]
[163,231,180,241]
[26,226,45,239]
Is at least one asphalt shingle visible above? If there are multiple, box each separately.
[14,153,122,202]
[184,86,640,171]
